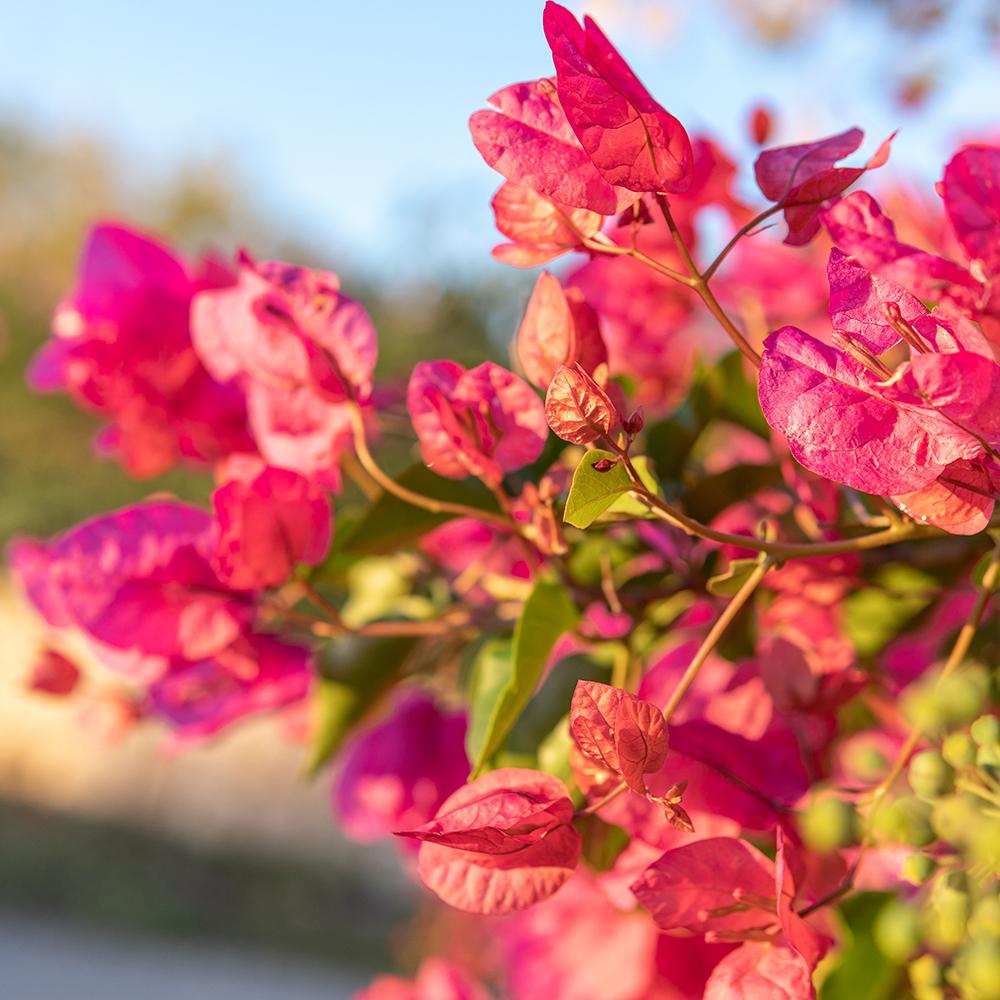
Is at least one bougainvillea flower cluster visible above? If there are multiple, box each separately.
[11,2,1000,998]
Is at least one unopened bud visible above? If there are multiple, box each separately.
[623,408,645,436]
[591,458,617,473]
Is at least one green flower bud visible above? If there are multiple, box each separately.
[942,731,978,769]
[924,871,971,953]
[958,937,1000,1000]
[874,899,923,962]
[932,795,981,845]
[799,797,860,853]
[902,852,938,885]
[970,896,1000,938]
[938,667,990,727]
[971,715,1000,748]
[909,750,955,799]
[977,743,1000,773]
[873,795,936,847]
[846,744,890,782]
[909,953,944,991]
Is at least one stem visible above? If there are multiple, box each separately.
[662,555,774,721]
[702,204,784,282]
[655,194,762,368]
[581,234,695,286]
[347,402,513,530]
[611,446,929,558]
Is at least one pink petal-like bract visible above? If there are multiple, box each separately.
[755,128,893,245]
[212,465,332,590]
[397,768,580,914]
[517,272,607,389]
[33,223,253,476]
[758,327,984,496]
[407,360,548,483]
[491,182,602,267]
[355,957,491,1000]
[631,837,777,934]
[543,2,693,195]
[333,690,469,842]
[570,680,668,795]
[544,363,617,444]
[470,78,634,215]
[942,144,1000,277]
[703,942,815,1000]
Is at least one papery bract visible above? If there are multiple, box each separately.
[755,128,893,245]
[501,868,659,1000]
[355,958,491,1000]
[396,768,580,914]
[570,680,668,794]
[517,272,607,389]
[407,361,547,483]
[491,182,602,267]
[148,633,312,741]
[758,326,986,496]
[631,837,778,935]
[212,463,332,590]
[544,363,617,444]
[33,223,252,476]
[192,253,376,488]
[941,145,1000,276]
[27,648,82,696]
[543,2,693,195]
[334,690,469,842]
[703,942,814,1000]
[470,78,633,215]
[9,501,253,675]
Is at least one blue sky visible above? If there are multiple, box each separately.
[2,1,998,278]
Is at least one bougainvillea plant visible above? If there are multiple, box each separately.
[12,4,1000,998]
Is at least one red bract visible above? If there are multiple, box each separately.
[355,958,491,1000]
[191,253,377,488]
[396,768,580,914]
[491,182,602,267]
[32,224,253,477]
[754,128,894,245]
[941,144,1000,276]
[9,501,312,737]
[544,363,618,444]
[542,2,693,195]
[703,942,814,1000]
[631,837,778,935]
[212,463,332,590]
[407,361,548,483]
[469,78,633,215]
[517,272,607,389]
[27,648,82,696]
[570,680,668,795]
[333,690,469,842]
[148,634,312,742]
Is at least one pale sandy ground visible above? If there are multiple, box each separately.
[0,576,402,998]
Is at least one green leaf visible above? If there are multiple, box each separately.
[603,455,659,519]
[304,636,415,777]
[469,578,580,777]
[339,464,500,554]
[563,451,658,529]
[707,558,760,596]
[465,639,514,768]
[564,450,631,528]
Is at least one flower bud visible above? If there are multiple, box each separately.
[799,797,860,853]
[942,731,977,769]
[874,899,923,961]
[872,795,935,847]
[901,852,938,885]
[971,715,1000,748]
[908,750,954,799]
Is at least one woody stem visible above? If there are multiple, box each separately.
[346,402,513,530]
